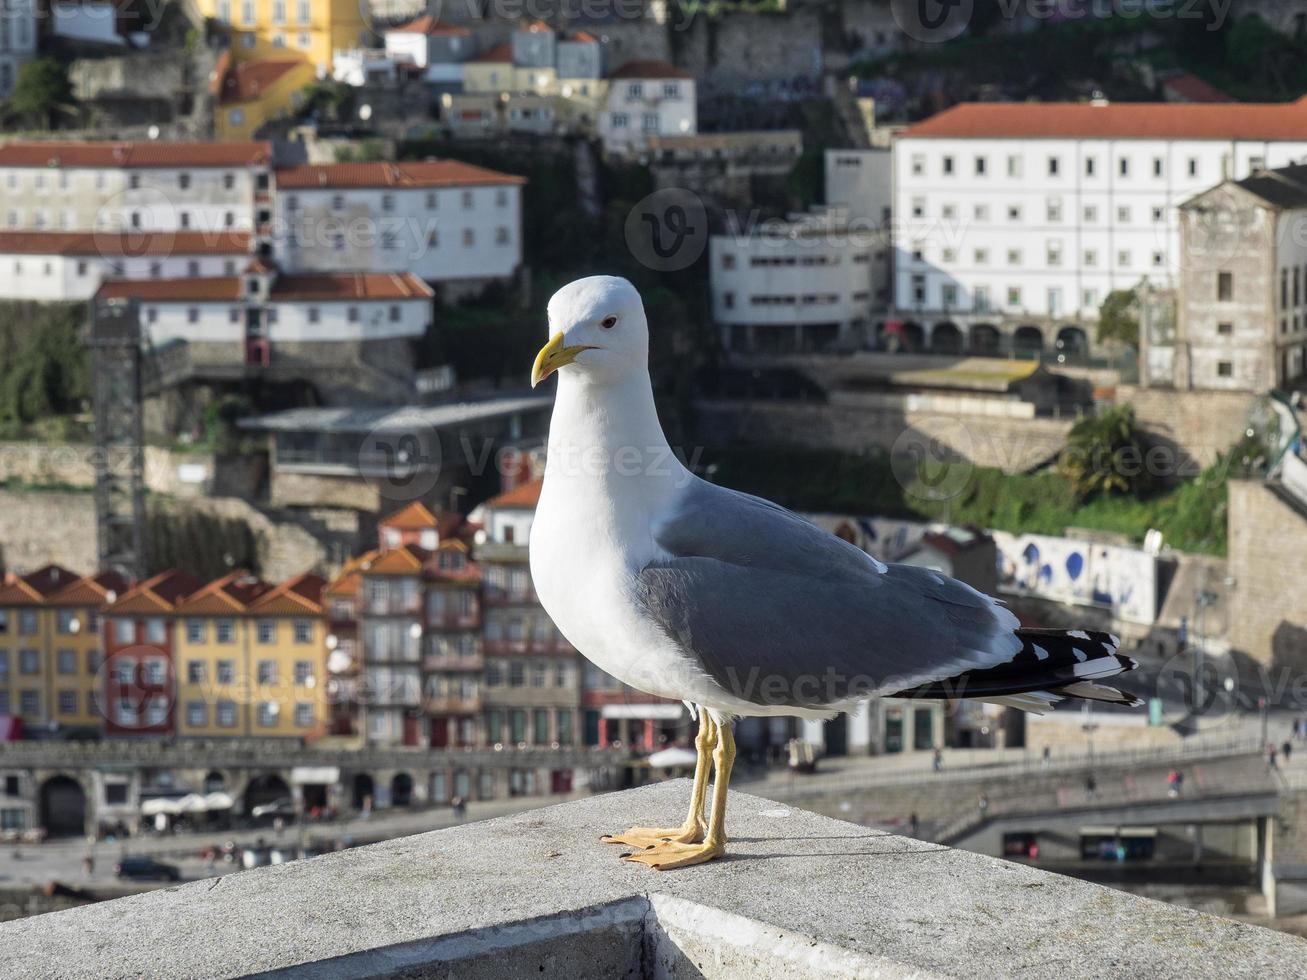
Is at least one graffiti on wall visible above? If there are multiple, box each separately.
[992,531,1158,625]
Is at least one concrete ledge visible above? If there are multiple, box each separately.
[3,781,1305,978]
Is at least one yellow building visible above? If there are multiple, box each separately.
[212,54,318,141]
[199,0,371,75]
[174,571,329,739]
[0,567,127,735]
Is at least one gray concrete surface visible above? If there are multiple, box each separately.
[2,781,1305,979]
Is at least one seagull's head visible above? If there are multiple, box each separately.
[531,275,647,388]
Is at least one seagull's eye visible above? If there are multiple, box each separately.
[600,315,618,329]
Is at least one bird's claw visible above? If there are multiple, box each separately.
[601,824,704,848]
[620,839,725,871]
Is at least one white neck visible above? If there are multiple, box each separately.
[544,368,687,519]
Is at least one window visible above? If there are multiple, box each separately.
[1007,205,1021,222]
[974,156,986,176]
[308,307,319,323]
[1217,322,1233,335]
[216,619,235,644]
[1117,250,1131,268]
[294,661,313,685]
[388,305,401,323]
[256,620,275,644]
[557,709,573,745]
[1217,361,1233,377]
[57,649,76,675]
[1084,249,1098,267]
[1152,206,1165,223]
[187,307,199,324]
[461,190,473,209]
[1046,199,1062,222]
[144,659,165,685]
[145,697,168,726]
[1047,156,1060,176]
[217,660,235,684]
[910,154,925,176]
[1007,286,1022,307]
[1153,157,1164,177]
[496,226,509,245]
[1117,206,1131,223]
[186,702,208,727]
[217,701,237,727]
[257,661,277,684]
[1084,156,1096,177]
[186,619,204,643]
[1152,251,1165,268]
[533,708,549,744]
[911,197,925,219]
[941,155,954,175]
[462,229,474,247]
[294,702,314,727]
[57,691,76,715]
[508,661,525,687]
[18,610,36,635]
[293,620,312,644]
[257,702,277,727]
[56,610,77,634]
[19,649,39,674]
[1188,158,1198,177]
[1217,271,1233,301]
[20,691,39,716]
[187,661,205,684]
[1119,157,1130,177]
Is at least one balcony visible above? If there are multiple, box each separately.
[426,612,481,631]
[424,695,483,714]
[423,653,484,672]
[5,782,1303,977]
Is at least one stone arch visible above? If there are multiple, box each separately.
[391,772,414,807]
[352,773,375,810]
[1056,325,1089,357]
[930,321,963,354]
[894,320,924,352]
[1013,325,1045,354]
[203,770,227,794]
[242,773,291,816]
[39,774,87,837]
[969,323,1001,355]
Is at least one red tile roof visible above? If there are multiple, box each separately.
[389,14,471,35]
[899,97,1307,140]
[104,569,202,615]
[608,59,693,81]
[175,570,272,614]
[1161,73,1234,104]
[216,58,309,106]
[274,160,526,189]
[0,564,81,604]
[97,272,434,302]
[379,500,441,530]
[0,230,252,257]
[270,272,434,301]
[248,571,326,615]
[482,476,543,510]
[47,571,131,607]
[361,546,427,575]
[469,42,512,63]
[0,140,272,168]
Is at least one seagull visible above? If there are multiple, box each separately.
[528,276,1140,870]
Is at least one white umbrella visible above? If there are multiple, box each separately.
[141,798,183,817]
[204,792,234,811]
[177,794,209,814]
[647,747,698,769]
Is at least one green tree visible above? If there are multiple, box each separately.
[6,59,75,130]
[1059,405,1155,500]
[1096,289,1139,347]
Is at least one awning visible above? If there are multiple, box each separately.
[599,704,685,721]
[291,766,340,785]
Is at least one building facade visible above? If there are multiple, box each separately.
[824,148,893,310]
[893,99,1307,354]
[198,0,370,75]
[271,161,525,293]
[0,0,36,99]
[710,209,877,353]
[599,60,696,155]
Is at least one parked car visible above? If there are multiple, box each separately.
[115,857,181,882]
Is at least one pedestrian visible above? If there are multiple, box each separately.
[451,795,466,821]
[977,792,989,815]
[82,854,94,877]
[1167,769,1179,798]
[1041,745,1051,768]
[1085,773,1097,799]
[1283,740,1293,763]
[932,748,942,773]
[1268,744,1279,769]
[1293,719,1301,741]
[908,812,919,838]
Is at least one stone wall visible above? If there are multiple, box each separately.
[1227,479,1307,671]
[696,399,1075,474]
[1116,384,1255,473]
[0,442,219,497]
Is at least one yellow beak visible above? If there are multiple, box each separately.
[531,332,598,388]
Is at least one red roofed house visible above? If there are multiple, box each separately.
[272,161,525,297]
[600,59,696,154]
[211,53,317,142]
[893,97,1307,357]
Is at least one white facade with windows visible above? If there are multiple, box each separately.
[710,209,876,352]
[894,101,1307,340]
[825,149,893,310]
[272,162,525,289]
[599,62,696,155]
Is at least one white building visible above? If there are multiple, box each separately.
[893,99,1307,355]
[599,60,696,155]
[97,268,433,363]
[271,161,525,296]
[332,49,401,87]
[824,148,893,310]
[0,230,253,301]
[0,0,36,98]
[0,141,273,235]
[382,14,473,86]
[710,209,876,353]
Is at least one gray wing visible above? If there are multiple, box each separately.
[635,478,1022,709]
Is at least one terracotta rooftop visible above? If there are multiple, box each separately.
[1160,72,1234,104]
[482,476,543,510]
[360,545,427,576]
[389,14,471,35]
[0,140,272,168]
[174,570,272,614]
[215,58,309,106]
[97,272,434,302]
[47,570,131,607]
[325,550,378,598]
[0,564,81,605]
[379,500,441,531]
[248,572,326,615]
[104,569,202,615]
[899,97,1307,140]
[469,42,513,63]
[274,160,526,189]
[608,59,693,81]
[0,230,252,257]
